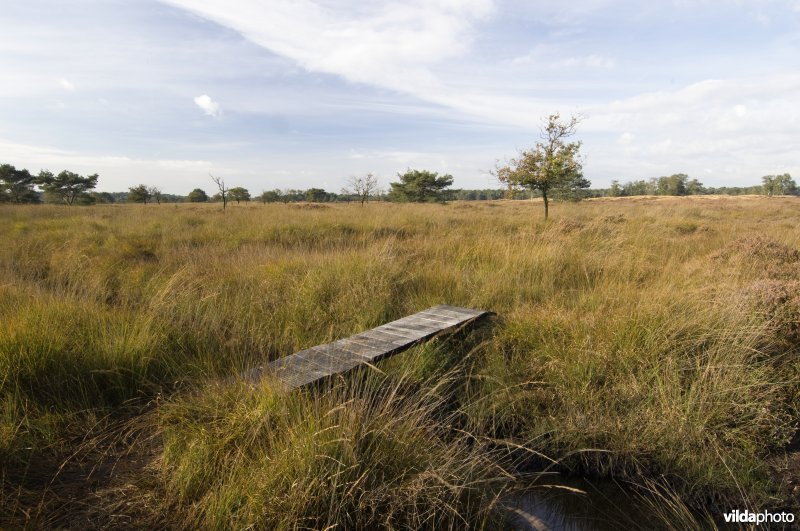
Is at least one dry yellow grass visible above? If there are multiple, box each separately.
[1,196,798,527]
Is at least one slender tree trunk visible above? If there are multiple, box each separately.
[542,189,549,220]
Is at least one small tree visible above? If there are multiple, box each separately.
[282,189,300,203]
[653,174,689,196]
[305,188,328,202]
[149,186,163,204]
[494,113,588,220]
[260,190,281,203]
[389,169,454,203]
[228,187,251,204]
[128,184,152,204]
[686,178,705,195]
[188,188,208,202]
[38,170,99,205]
[343,173,379,206]
[211,174,228,209]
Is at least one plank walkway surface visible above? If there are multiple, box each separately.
[241,305,492,389]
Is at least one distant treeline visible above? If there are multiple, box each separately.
[2,162,796,205]
[86,178,800,204]
[597,173,797,198]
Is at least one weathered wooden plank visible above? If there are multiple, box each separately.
[414,312,463,326]
[331,338,384,359]
[383,319,441,331]
[397,315,458,330]
[346,335,403,358]
[392,316,446,329]
[284,370,329,389]
[372,323,429,341]
[409,310,463,323]
[432,304,487,318]
[427,309,474,322]
[357,328,415,346]
[241,305,492,389]
[274,351,328,380]
[310,344,368,363]
[307,346,364,374]
[386,321,442,337]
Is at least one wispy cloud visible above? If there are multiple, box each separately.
[165,0,493,88]
[163,0,500,119]
[193,94,221,116]
[582,73,800,183]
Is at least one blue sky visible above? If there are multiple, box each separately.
[1,0,798,194]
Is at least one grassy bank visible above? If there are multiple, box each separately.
[1,197,798,527]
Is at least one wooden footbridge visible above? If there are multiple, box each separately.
[242,305,492,390]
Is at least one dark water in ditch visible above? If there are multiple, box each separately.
[504,476,661,531]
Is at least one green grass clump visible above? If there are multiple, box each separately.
[156,365,510,530]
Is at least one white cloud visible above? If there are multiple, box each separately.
[592,75,800,139]
[193,94,221,116]
[164,0,492,90]
[164,0,499,120]
[58,78,75,91]
[583,74,800,185]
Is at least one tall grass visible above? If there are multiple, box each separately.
[153,352,512,530]
[1,197,798,526]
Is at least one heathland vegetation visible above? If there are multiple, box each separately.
[1,195,799,528]
[2,162,796,207]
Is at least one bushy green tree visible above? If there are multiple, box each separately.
[0,163,40,203]
[128,184,152,204]
[188,188,209,202]
[762,174,797,196]
[494,114,588,219]
[38,170,99,205]
[389,169,454,203]
[228,187,251,204]
[149,186,163,204]
[259,190,282,203]
[686,178,705,195]
[305,188,328,202]
[656,174,689,196]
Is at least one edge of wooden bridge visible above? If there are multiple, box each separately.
[241,304,493,390]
